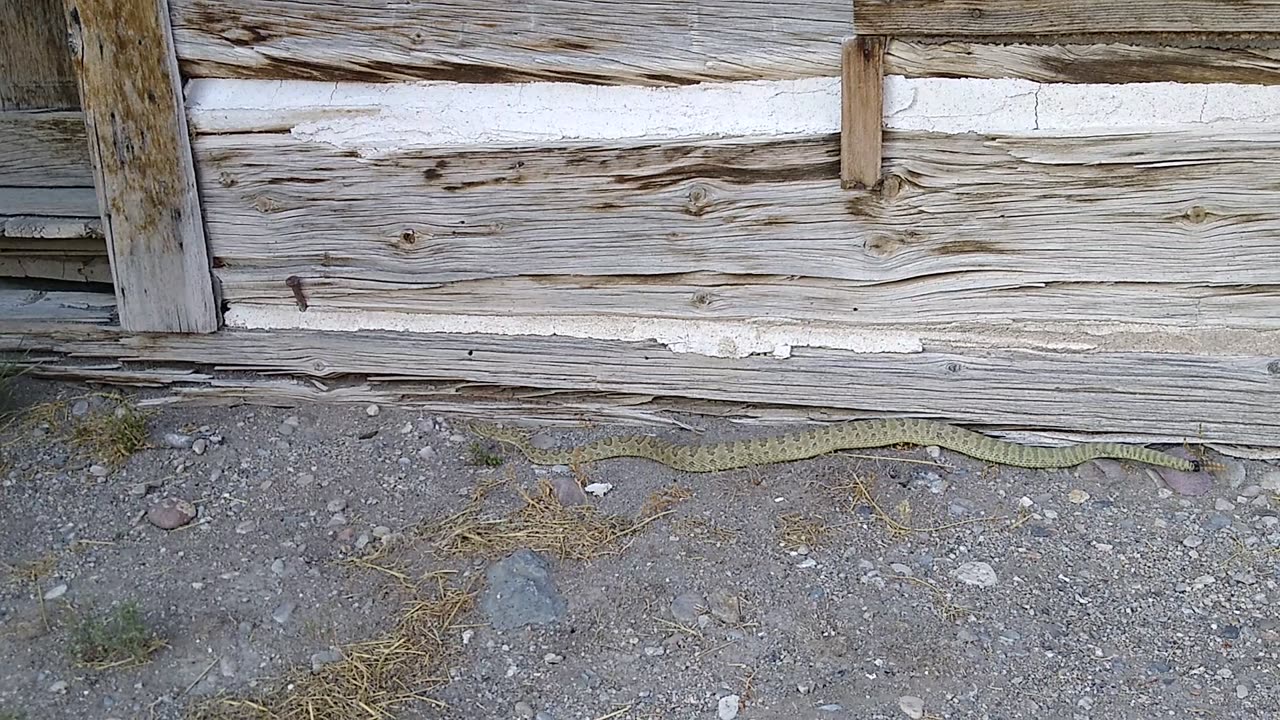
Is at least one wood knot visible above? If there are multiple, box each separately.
[968,7,983,18]
[877,174,905,200]
[253,195,280,213]
[863,234,902,258]
[1182,206,1209,224]
[945,362,963,374]
[217,172,236,188]
[684,184,713,217]
[1268,359,1280,376]
[690,290,715,308]
[398,228,417,248]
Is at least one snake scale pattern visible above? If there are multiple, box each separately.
[471,418,1197,472]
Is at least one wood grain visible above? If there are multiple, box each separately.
[0,0,80,109]
[855,0,1280,37]
[842,36,884,190]
[195,128,1280,292]
[0,287,115,322]
[35,327,1280,445]
[0,254,112,282]
[0,111,93,186]
[0,215,102,239]
[214,272,1280,332]
[0,187,98,217]
[169,0,850,84]
[885,40,1280,85]
[64,0,218,333]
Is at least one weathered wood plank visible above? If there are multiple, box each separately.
[169,0,850,84]
[195,128,1280,288]
[885,41,1280,85]
[0,187,98,217]
[64,0,219,333]
[0,254,112,283]
[0,0,80,109]
[0,111,93,186]
[841,37,884,190]
[0,288,115,322]
[214,272,1280,332]
[0,215,103,239]
[855,0,1280,37]
[45,328,1280,445]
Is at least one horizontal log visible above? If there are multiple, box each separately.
[0,288,116,322]
[0,111,93,186]
[28,326,1280,445]
[196,128,1280,294]
[171,0,849,85]
[0,187,99,218]
[885,41,1280,85]
[0,215,103,239]
[216,272,1280,332]
[855,0,1280,37]
[0,255,112,283]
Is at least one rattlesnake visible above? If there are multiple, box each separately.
[471,419,1198,472]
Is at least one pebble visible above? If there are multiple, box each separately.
[310,648,343,673]
[270,559,286,576]
[235,520,255,535]
[417,446,437,461]
[514,701,535,719]
[952,561,999,588]
[536,712,554,720]
[548,475,588,506]
[1202,514,1231,532]
[717,694,740,720]
[898,696,925,719]
[1236,684,1250,699]
[89,464,109,477]
[1241,484,1263,498]
[163,432,194,449]
[1261,470,1280,492]
[271,601,297,624]
[278,423,295,436]
[48,681,68,693]
[399,422,414,434]
[925,446,941,459]
[707,588,742,625]
[192,438,208,455]
[1182,536,1203,548]
[71,399,91,416]
[146,497,197,530]
[128,482,149,498]
[480,549,567,631]
[670,592,704,625]
[1214,498,1235,512]
[372,525,392,539]
[543,652,563,665]
[1068,489,1090,504]
[889,563,913,576]
[43,584,68,600]
[326,498,347,513]
[583,482,613,497]
[365,404,380,417]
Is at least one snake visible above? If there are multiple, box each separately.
[470,418,1199,472]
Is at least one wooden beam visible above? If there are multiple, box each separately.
[885,40,1280,85]
[0,187,98,218]
[0,254,112,283]
[0,0,80,110]
[168,0,851,84]
[63,0,218,333]
[16,326,1277,445]
[854,0,1280,38]
[841,36,884,190]
[0,111,93,186]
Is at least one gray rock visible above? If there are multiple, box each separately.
[514,701,535,719]
[43,584,68,600]
[1261,470,1280,492]
[953,561,999,588]
[1202,514,1232,532]
[717,694,740,720]
[365,404,381,417]
[326,498,347,513]
[146,497,197,530]
[163,432,194,449]
[899,696,925,719]
[310,648,343,673]
[71,399,91,417]
[417,446,438,461]
[192,438,209,455]
[670,592,704,625]
[271,601,297,624]
[480,549,567,631]
[708,588,742,625]
[270,558,286,576]
[89,464,109,477]
[535,712,555,720]
[48,681,68,693]
[1182,536,1203,548]
[548,474,588,506]
[1214,498,1235,512]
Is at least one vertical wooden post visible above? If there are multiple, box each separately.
[841,36,886,190]
[62,0,219,333]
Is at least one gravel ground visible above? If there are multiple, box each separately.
[1,377,1278,720]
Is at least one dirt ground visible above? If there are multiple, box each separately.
[1,377,1278,720]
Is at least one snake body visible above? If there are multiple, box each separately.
[472,419,1197,472]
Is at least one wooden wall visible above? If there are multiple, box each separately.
[0,0,108,284]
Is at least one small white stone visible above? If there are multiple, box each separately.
[48,681,68,693]
[89,464,109,477]
[1068,489,1090,504]
[365,404,380,417]
[898,695,925,719]
[952,561,999,588]
[1018,496,1035,508]
[542,652,563,665]
[398,422,413,434]
[1236,684,1250,699]
[584,482,613,497]
[192,438,208,455]
[43,583,68,600]
[925,446,941,459]
[796,558,818,569]
[717,694,741,720]
[1214,498,1235,512]
[461,629,474,645]
[417,446,437,461]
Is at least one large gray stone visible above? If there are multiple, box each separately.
[481,549,567,631]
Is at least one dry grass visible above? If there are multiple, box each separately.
[70,401,150,465]
[826,473,1010,539]
[775,513,831,550]
[421,479,676,561]
[70,601,166,670]
[192,575,472,720]
[639,484,693,518]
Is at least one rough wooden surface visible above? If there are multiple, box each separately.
[0,187,98,217]
[169,0,850,84]
[197,127,1280,335]
[0,0,80,109]
[0,287,115,322]
[0,111,93,186]
[855,0,1280,37]
[886,41,1280,85]
[0,254,111,283]
[841,37,884,190]
[0,215,102,239]
[64,0,218,333]
[8,325,1275,445]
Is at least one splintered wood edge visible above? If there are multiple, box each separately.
[841,36,885,191]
